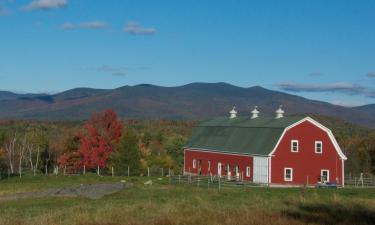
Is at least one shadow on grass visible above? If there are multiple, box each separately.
[283,203,375,225]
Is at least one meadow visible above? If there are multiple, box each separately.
[0,174,374,225]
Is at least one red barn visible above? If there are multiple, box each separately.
[184,107,347,186]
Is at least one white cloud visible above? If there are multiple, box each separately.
[0,6,10,15]
[309,72,323,77]
[24,0,67,11]
[96,65,127,76]
[79,21,107,29]
[277,82,375,98]
[124,22,156,35]
[61,21,108,30]
[366,72,375,78]
[331,100,366,107]
[61,22,74,30]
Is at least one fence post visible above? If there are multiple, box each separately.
[197,176,200,188]
[179,174,181,184]
[208,176,210,189]
[64,166,66,176]
[83,165,86,175]
[161,168,164,177]
[128,166,130,177]
[112,166,114,177]
[219,176,221,191]
[148,167,150,177]
[360,173,364,188]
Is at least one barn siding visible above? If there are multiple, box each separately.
[271,120,344,186]
[184,149,253,181]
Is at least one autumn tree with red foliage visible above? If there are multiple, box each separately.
[78,109,124,172]
[57,135,82,173]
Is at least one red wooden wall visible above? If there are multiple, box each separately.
[271,120,344,185]
[184,149,253,181]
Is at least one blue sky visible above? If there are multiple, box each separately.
[0,0,375,106]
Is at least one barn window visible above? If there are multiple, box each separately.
[321,169,329,183]
[246,166,251,177]
[315,141,323,154]
[284,168,293,181]
[291,140,299,152]
[192,159,196,169]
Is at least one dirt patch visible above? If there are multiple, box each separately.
[0,183,127,201]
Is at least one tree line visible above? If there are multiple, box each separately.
[0,109,194,178]
[0,110,374,178]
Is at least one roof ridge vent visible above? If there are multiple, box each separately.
[251,106,260,119]
[229,106,237,119]
[275,105,285,119]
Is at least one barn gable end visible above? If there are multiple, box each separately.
[269,117,347,160]
[269,117,346,185]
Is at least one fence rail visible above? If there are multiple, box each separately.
[345,175,375,188]
[170,175,266,190]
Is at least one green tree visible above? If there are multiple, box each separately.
[142,130,152,148]
[111,128,141,175]
[166,135,187,172]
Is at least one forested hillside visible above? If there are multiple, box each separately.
[1,83,375,128]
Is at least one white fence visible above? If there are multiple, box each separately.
[170,175,267,190]
[345,175,375,188]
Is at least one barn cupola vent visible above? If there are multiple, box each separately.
[229,107,237,119]
[275,105,285,119]
[251,106,260,119]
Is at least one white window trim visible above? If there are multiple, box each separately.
[291,140,299,152]
[321,169,329,183]
[192,159,196,169]
[246,166,251,177]
[218,162,222,176]
[284,167,293,181]
[315,141,323,154]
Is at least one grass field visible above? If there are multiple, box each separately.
[0,174,374,225]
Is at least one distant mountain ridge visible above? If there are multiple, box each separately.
[0,82,374,128]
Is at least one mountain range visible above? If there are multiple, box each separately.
[0,82,374,128]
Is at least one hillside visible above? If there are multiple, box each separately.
[354,104,375,115]
[0,82,375,128]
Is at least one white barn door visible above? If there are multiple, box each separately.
[253,157,269,184]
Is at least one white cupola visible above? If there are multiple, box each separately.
[251,106,260,119]
[275,105,285,119]
[229,106,237,119]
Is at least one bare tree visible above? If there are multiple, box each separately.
[24,130,45,176]
[18,136,26,178]
[4,132,17,174]
[27,141,40,176]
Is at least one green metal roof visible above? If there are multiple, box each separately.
[186,116,306,156]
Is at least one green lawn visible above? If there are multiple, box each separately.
[0,174,374,225]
